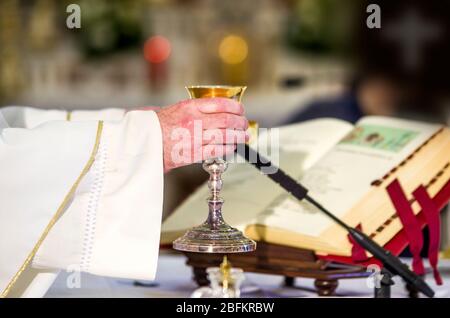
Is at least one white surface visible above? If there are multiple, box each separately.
[45,251,450,298]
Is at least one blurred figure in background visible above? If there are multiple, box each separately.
[287,0,449,125]
[286,74,404,124]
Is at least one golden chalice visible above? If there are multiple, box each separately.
[172,85,256,253]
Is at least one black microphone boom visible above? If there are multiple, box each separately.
[236,144,434,298]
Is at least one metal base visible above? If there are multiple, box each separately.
[173,222,256,253]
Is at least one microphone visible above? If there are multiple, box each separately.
[236,144,435,298]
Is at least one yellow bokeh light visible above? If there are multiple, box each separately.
[218,35,248,65]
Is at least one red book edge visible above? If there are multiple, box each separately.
[318,179,450,266]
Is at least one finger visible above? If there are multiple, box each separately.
[196,98,244,115]
[201,113,248,130]
[202,129,249,145]
[201,144,236,161]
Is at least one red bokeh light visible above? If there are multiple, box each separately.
[144,36,171,64]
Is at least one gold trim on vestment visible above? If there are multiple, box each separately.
[1,121,104,297]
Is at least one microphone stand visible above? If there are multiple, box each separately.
[236,144,435,298]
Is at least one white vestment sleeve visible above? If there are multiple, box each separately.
[0,106,125,128]
[0,117,100,297]
[33,111,164,281]
[1,107,163,297]
[0,106,67,128]
[69,108,125,121]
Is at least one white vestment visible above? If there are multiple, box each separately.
[0,107,164,297]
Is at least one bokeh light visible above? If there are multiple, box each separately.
[144,35,171,63]
[218,35,248,65]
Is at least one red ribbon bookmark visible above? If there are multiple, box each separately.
[386,179,425,276]
[413,186,443,285]
[348,224,369,263]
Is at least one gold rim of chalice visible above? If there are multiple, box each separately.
[185,85,247,102]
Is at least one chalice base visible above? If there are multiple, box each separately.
[173,222,256,253]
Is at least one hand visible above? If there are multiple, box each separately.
[156,98,249,173]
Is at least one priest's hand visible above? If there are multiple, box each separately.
[156,98,249,173]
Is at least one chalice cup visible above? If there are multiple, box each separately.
[172,85,257,253]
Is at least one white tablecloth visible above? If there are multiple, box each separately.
[45,251,450,298]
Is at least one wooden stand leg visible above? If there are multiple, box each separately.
[405,282,419,298]
[184,244,367,296]
[314,279,338,296]
[192,267,209,286]
[284,276,295,287]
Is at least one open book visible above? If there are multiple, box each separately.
[161,116,450,257]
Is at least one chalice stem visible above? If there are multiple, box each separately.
[204,158,226,230]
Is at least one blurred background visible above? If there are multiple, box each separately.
[0,0,356,126]
[0,0,449,240]
[1,0,448,124]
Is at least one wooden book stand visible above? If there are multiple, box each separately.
[183,242,369,296]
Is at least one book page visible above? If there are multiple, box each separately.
[161,118,353,239]
[255,116,441,237]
